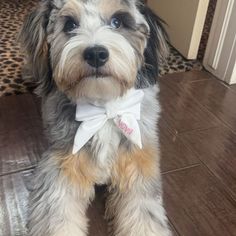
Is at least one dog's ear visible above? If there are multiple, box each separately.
[137,4,169,86]
[19,1,53,95]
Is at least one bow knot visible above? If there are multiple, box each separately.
[72,89,144,154]
[105,105,118,119]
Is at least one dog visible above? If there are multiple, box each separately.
[20,0,171,235]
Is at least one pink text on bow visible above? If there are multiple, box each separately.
[117,120,133,135]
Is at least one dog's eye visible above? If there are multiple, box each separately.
[63,17,78,33]
[110,17,122,29]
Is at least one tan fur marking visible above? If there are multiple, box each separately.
[42,41,48,56]
[60,151,98,189]
[98,0,128,18]
[112,146,159,191]
[59,0,81,19]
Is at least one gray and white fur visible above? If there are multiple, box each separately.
[20,0,172,235]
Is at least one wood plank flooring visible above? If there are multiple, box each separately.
[163,166,236,236]
[0,95,47,176]
[230,84,236,94]
[0,70,236,236]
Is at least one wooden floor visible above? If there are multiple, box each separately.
[0,71,236,236]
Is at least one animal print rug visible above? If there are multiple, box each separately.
[0,0,202,97]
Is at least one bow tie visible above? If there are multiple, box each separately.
[72,89,144,154]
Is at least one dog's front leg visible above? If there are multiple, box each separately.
[107,146,172,236]
[28,151,95,236]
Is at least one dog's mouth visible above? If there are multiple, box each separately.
[63,70,113,92]
[85,69,111,79]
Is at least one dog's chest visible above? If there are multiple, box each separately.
[89,120,121,165]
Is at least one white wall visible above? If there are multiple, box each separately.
[148,0,209,59]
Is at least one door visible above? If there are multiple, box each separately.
[203,0,236,85]
[148,0,210,59]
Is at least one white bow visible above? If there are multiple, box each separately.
[72,89,144,154]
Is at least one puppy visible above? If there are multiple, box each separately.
[20,0,171,235]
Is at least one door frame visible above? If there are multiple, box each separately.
[203,0,236,84]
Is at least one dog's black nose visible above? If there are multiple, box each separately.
[83,46,109,68]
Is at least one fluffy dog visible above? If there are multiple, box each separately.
[20,0,171,235]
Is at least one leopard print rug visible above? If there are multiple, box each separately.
[0,0,202,97]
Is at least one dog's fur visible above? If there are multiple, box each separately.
[20,0,171,235]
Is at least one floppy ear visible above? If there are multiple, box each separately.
[19,1,53,95]
[138,4,169,86]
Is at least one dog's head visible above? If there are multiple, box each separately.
[20,0,168,101]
